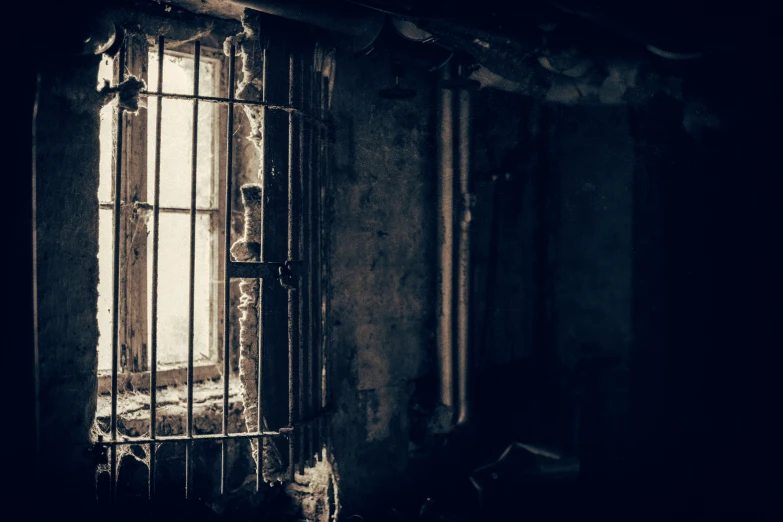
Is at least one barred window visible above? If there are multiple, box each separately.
[93,17,332,503]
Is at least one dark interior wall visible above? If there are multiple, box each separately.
[470,94,634,480]
[326,44,437,516]
[34,53,103,507]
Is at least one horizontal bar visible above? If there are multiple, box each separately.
[226,261,284,280]
[94,431,285,446]
[138,91,329,125]
[99,202,219,214]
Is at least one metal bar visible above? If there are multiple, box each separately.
[226,261,284,279]
[109,39,127,504]
[149,35,165,500]
[221,43,236,496]
[256,44,268,494]
[311,69,322,465]
[287,52,296,483]
[185,40,200,500]
[303,59,314,467]
[99,202,218,213]
[318,76,329,463]
[94,431,285,446]
[138,91,327,121]
[456,84,471,426]
[296,51,306,477]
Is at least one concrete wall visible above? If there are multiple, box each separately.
[35,53,103,508]
[326,45,437,517]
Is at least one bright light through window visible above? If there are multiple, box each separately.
[97,49,221,373]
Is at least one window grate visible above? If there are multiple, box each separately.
[96,32,331,503]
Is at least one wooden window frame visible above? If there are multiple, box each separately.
[97,33,229,394]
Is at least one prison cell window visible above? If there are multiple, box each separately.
[93,27,332,505]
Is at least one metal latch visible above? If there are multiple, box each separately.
[278,260,296,291]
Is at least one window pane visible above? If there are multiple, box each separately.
[148,51,217,96]
[147,52,218,209]
[98,55,115,203]
[148,213,214,366]
[97,208,113,372]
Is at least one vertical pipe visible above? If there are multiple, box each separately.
[436,64,455,411]
[149,35,165,500]
[256,46,267,493]
[287,52,297,484]
[185,40,201,499]
[318,76,329,463]
[456,82,471,426]
[110,40,127,504]
[221,44,236,496]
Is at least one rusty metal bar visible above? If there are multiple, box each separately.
[94,431,285,447]
[137,91,327,123]
[312,70,323,465]
[256,45,268,493]
[456,82,472,426]
[287,51,297,483]
[149,35,165,500]
[109,39,127,504]
[185,40,200,500]
[221,43,237,496]
[226,261,284,279]
[303,61,312,469]
[296,50,306,477]
[98,202,218,213]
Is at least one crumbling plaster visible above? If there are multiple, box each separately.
[325,42,437,514]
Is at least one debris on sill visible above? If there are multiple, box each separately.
[470,442,580,508]
[285,456,339,522]
[94,379,244,437]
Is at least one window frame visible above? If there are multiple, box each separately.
[97,33,229,393]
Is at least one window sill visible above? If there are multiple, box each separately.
[95,378,244,438]
[97,362,221,395]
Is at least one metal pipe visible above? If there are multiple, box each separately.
[94,431,285,446]
[436,63,455,411]
[185,40,200,500]
[149,35,165,500]
[230,0,381,38]
[221,43,237,496]
[456,78,471,426]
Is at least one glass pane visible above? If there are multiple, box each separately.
[97,55,115,203]
[147,52,218,209]
[97,208,113,372]
[148,51,217,96]
[148,213,214,366]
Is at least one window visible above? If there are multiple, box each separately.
[97,36,226,391]
[93,21,333,503]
